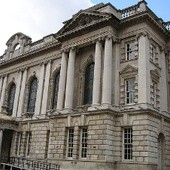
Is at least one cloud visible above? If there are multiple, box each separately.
[0,0,93,54]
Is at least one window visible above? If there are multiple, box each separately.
[80,128,88,158]
[123,128,133,160]
[150,44,156,62]
[27,78,38,112]
[152,81,157,107]
[25,132,32,156]
[126,42,136,60]
[67,128,74,158]
[125,78,135,104]
[15,132,22,155]
[7,83,16,115]
[84,63,94,105]
[52,72,60,109]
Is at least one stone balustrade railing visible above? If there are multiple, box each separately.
[164,21,170,31]
[0,35,58,64]
[120,0,147,19]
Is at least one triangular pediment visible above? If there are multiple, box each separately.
[58,11,111,37]
[120,64,138,75]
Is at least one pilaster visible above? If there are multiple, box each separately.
[138,33,150,104]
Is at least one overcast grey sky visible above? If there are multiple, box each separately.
[0,0,169,55]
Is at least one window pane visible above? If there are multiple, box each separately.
[126,78,135,104]
[52,73,60,109]
[84,63,94,105]
[81,128,88,158]
[124,128,133,160]
[67,128,74,158]
[27,78,38,112]
[7,83,16,115]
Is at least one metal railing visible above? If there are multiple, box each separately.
[6,157,60,170]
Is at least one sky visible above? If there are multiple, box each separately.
[0,0,169,55]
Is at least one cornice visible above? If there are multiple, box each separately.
[120,12,170,37]
[0,53,60,76]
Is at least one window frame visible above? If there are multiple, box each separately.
[83,62,94,105]
[27,78,38,113]
[66,128,74,159]
[25,131,32,157]
[122,127,133,161]
[80,127,88,159]
[52,72,60,109]
[125,78,135,105]
[126,41,136,60]
[7,83,16,116]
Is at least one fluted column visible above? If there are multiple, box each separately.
[35,63,45,115]
[92,40,102,106]
[102,36,113,105]
[65,48,76,110]
[0,76,7,112]
[41,61,52,115]
[57,51,68,110]
[17,69,27,117]
[138,33,150,104]
[12,71,22,117]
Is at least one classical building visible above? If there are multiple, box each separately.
[0,1,170,170]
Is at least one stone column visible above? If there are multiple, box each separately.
[0,76,7,113]
[0,77,3,100]
[17,69,27,117]
[65,48,76,110]
[0,130,3,160]
[92,40,102,106]
[160,50,168,111]
[57,51,68,110]
[102,36,113,105]
[138,33,150,104]
[41,61,52,115]
[12,71,22,117]
[35,63,45,115]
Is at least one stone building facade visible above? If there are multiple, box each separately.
[0,1,170,170]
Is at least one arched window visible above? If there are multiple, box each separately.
[84,63,94,105]
[158,133,165,170]
[7,83,16,115]
[52,72,60,109]
[27,78,38,112]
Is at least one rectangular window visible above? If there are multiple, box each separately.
[150,44,156,62]
[67,128,74,158]
[25,132,32,156]
[152,81,157,107]
[125,78,135,104]
[126,42,136,60]
[15,132,22,155]
[123,128,133,160]
[80,128,88,158]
